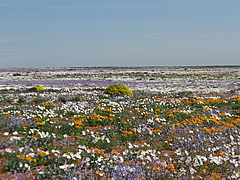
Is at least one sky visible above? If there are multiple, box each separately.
[0,0,240,68]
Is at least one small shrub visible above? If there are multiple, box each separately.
[17,96,26,104]
[12,73,22,76]
[104,84,133,97]
[192,66,199,69]
[32,97,47,104]
[30,86,45,92]
[58,96,67,103]
[69,95,81,101]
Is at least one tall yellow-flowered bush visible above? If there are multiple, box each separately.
[104,84,133,97]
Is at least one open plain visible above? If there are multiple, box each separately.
[0,66,239,179]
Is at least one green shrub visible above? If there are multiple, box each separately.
[58,96,67,103]
[31,86,45,92]
[12,73,22,76]
[104,84,133,97]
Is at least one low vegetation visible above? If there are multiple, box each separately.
[0,67,239,179]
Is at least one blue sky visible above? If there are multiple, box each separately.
[0,0,240,67]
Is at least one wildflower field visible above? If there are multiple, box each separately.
[0,66,239,179]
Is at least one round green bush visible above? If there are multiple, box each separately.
[104,84,133,97]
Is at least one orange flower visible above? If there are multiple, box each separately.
[25,156,33,162]
[37,151,48,157]
[152,129,163,133]
[130,129,137,133]
[218,113,227,116]
[75,126,82,129]
[89,147,95,151]
[17,154,24,159]
[176,123,181,127]
[168,114,176,118]
[77,136,84,139]
[210,172,221,179]
[125,160,131,164]
[103,153,109,158]
[167,163,175,171]
[36,122,45,125]
[95,148,103,154]
[168,164,174,169]
[203,127,211,134]
[219,151,226,155]
[96,171,105,176]
[5,112,10,117]
[172,124,176,130]
[152,167,161,171]
[112,151,119,155]
[122,131,133,135]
